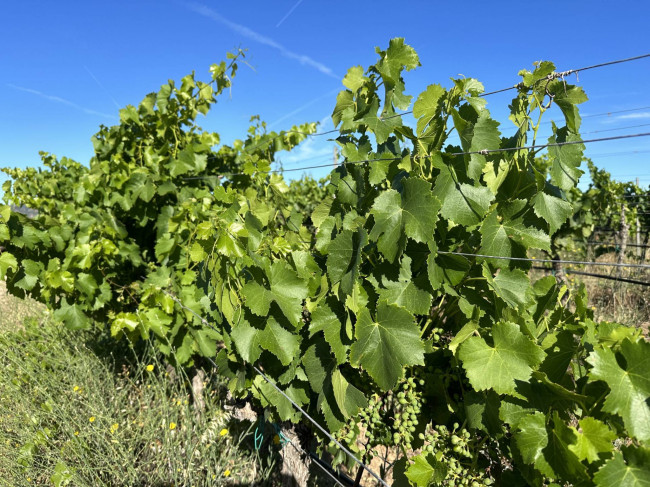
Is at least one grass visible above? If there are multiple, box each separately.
[0,281,43,333]
[530,249,650,335]
[0,284,277,486]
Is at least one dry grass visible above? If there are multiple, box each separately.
[532,249,650,336]
[0,281,44,333]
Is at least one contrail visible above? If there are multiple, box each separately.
[276,0,303,28]
[186,2,338,80]
[7,83,117,120]
[268,88,339,128]
[84,66,122,109]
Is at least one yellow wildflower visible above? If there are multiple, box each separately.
[146,364,154,372]
[219,428,229,437]
[73,386,79,392]
[110,423,119,434]
[224,470,231,477]
[169,422,177,430]
[74,431,79,436]
[89,416,96,423]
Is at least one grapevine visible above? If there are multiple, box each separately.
[2,39,649,486]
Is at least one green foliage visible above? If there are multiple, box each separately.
[3,41,649,487]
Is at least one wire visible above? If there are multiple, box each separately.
[186,130,650,180]
[251,365,388,487]
[200,354,355,487]
[587,241,650,248]
[287,442,349,487]
[588,149,650,158]
[241,128,339,156]
[278,153,334,168]
[440,250,650,269]
[582,105,650,120]
[535,122,650,139]
[484,53,650,96]
[533,266,650,286]
[308,452,354,487]
[163,291,222,335]
[380,53,650,120]
[578,122,650,135]
[445,132,650,156]
[174,287,384,485]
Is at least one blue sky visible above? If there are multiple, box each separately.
[2,0,650,197]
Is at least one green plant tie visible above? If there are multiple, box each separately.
[254,418,265,451]
[272,422,289,448]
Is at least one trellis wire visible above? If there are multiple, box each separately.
[381,53,650,119]
[163,290,386,486]
[201,355,353,487]
[187,130,650,179]
[252,364,389,487]
[439,250,650,269]
[533,266,650,286]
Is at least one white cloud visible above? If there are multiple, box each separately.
[7,83,117,119]
[616,112,650,120]
[279,135,335,167]
[186,2,338,79]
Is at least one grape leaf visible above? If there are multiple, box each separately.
[54,298,91,331]
[413,84,445,136]
[331,369,367,418]
[0,252,18,279]
[405,453,447,486]
[586,339,650,441]
[342,65,368,93]
[458,321,545,395]
[432,155,494,226]
[480,208,550,262]
[514,412,553,476]
[514,412,588,482]
[549,82,588,134]
[377,255,432,315]
[303,338,366,431]
[594,447,650,487]
[230,314,300,366]
[453,109,501,181]
[568,417,616,463]
[326,228,367,295]
[484,267,531,310]
[350,301,425,390]
[252,376,306,423]
[548,126,584,191]
[533,191,573,235]
[308,301,349,364]
[242,261,308,328]
[369,177,441,261]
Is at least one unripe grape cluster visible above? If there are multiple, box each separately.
[391,375,424,450]
[418,423,493,486]
[429,326,444,344]
[328,374,426,458]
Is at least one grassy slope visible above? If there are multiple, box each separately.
[0,283,275,486]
